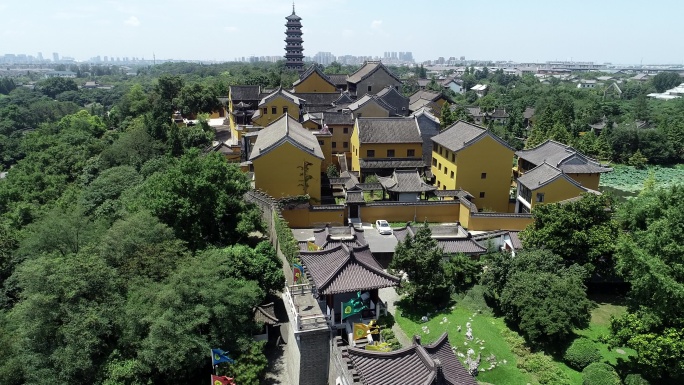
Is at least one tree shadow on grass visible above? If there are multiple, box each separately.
[395,296,455,322]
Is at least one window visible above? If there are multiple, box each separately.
[343,127,349,134]
[432,158,437,166]
[329,127,334,134]
[343,142,348,148]
[536,193,545,203]
[395,86,399,91]
[481,172,487,179]
[433,143,438,152]
[263,108,267,115]
[479,192,486,198]
[367,149,375,158]
[283,107,288,115]
[451,153,455,162]
[367,85,372,92]
[318,140,324,145]
[271,106,277,114]
[438,163,442,171]
[332,142,337,148]
[520,185,532,202]
[387,149,395,157]
[437,180,441,187]
[407,149,415,157]
[450,171,454,178]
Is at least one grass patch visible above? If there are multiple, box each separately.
[395,287,535,385]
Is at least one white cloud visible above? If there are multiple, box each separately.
[224,26,238,32]
[371,20,382,30]
[342,29,355,38]
[124,16,140,27]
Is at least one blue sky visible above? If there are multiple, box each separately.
[1,0,682,64]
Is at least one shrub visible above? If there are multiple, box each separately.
[520,353,571,385]
[379,328,401,351]
[623,374,651,385]
[582,362,620,385]
[564,337,602,370]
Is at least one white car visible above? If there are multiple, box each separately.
[375,220,393,235]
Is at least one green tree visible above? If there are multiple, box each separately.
[128,149,258,250]
[482,249,592,348]
[628,149,648,169]
[39,77,78,98]
[389,223,451,306]
[8,251,122,385]
[611,185,684,379]
[440,102,455,129]
[520,193,618,276]
[651,72,681,93]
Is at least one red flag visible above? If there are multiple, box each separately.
[211,375,236,385]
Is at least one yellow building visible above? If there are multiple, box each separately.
[408,90,449,113]
[431,120,514,213]
[292,65,338,93]
[249,114,324,202]
[302,111,355,168]
[516,140,612,190]
[350,117,425,178]
[515,163,595,213]
[228,85,264,142]
[251,88,303,127]
[347,94,394,118]
[346,61,403,98]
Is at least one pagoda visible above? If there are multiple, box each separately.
[284,3,304,71]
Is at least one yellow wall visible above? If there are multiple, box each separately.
[361,202,460,224]
[352,142,423,173]
[253,96,300,126]
[282,206,346,228]
[566,173,601,191]
[315,134,333,171]
[252,141,322,202]
[293,72,337,93]
[354,102,390,118]
[432,135,514,212]
[529,177,586,210]
[467,214,533,231]
[350,122,361,172]
[329,124,353,163]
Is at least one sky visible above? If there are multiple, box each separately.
[1,0,683,65]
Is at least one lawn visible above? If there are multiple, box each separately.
[395,289,636,385]
[395,290,535,385]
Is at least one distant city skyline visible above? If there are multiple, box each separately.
[1,0,683,65]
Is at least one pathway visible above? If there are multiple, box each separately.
[379,286,412,347]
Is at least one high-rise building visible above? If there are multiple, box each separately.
[53,52,59,62]
[284,3,304,71]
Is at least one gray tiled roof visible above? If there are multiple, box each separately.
[432,120,513,153]
[348,94,396,113]
[346,190,365,203]
[517,162,587,191]
[394,224,485,255]
[230,85,261,101]
[433,189,473,199]
[376,86,409,114]
[523,107,535,120]
[298,226,367,251]
[347,61,403,85]
[259,87,303,106]
[299,245,399,295]
[249,114,324,160]
[359,158,426,170]
[253,303,278,325]
[357,117,422,144]
[334,92,354,105]
[377,170,436,193]
[516,140,612,174]
[346,332,477,385]
[322,111,355,125]
[409,90,441,105]
[328,74,349,86]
